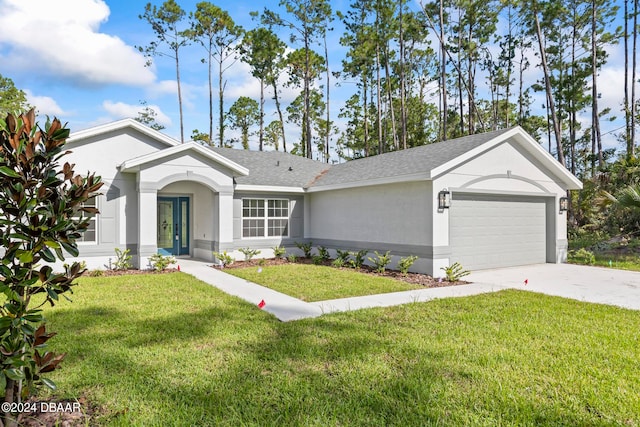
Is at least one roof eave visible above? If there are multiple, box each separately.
[68,118,180,148]
[306,172,430,192]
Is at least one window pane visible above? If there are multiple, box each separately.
[268,219,288,237]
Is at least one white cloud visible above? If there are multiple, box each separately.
[24,90,67,117]
[102,100,172,126]
[0,0,155,86]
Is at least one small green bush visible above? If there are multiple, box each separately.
[568,248,596,265]
[349,249,368,269]
[312,254,325,265]
[149,253,176,271]
[213,250,234,267]
[272,245,286,259]
[114,247,133,270]
[335,249,350,263]
[287,254,298,263]
[368,250,392,273]
[88,269,104,277]
[295,241,313,258]
[317,246,330,261]
[239,247,261,261]
[332,258,346,268]
[441,262,470,282]
[397,255,418,275]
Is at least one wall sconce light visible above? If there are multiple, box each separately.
[438,189,451,210]
[559,196,569,212]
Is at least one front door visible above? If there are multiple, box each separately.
[157,196,190,256]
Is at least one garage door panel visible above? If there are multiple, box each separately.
[450,194,547,270]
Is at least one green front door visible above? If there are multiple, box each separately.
[157,196,190,256]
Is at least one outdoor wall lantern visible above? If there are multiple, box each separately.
[438,189,451,210]
[559,196,569,212]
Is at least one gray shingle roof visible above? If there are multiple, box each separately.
[309,128,514,188]
[208,128,514,189]
[209,147,330,187]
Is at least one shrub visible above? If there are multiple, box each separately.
[295,241,313,258]
[368,250,392,273]
[287,254,298,263]
[272,245,286,259]
[441,262,471,282]
[335,249,351,263]
[568,248,596,265]
[0,110,103,420]
[88,269,105,277]
[317,246,330,261]
[213,251,234,267]
[312,254,325,265]
[349,249,368,269]
[397,255,418,275]
[332,258,346,268]
[114,247,133,270]
[149,253,176,271]
[239,247,261,261]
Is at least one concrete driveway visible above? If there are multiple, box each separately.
[467,263,640,311]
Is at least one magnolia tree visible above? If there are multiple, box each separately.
[0,110,102,427]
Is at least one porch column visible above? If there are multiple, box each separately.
[217,190,234,250]
[137,183,158,269]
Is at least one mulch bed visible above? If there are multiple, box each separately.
[218,257,469,288]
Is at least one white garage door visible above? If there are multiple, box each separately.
[449,193,548,270]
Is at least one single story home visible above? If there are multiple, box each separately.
[64,119,582,276]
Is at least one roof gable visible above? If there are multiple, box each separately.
[120,142,249,176]
[68,118,180,148]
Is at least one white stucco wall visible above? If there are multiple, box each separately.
[308,181,432,246]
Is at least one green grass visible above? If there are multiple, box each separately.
[568,235,640,271]
[41,273,640,426]
[224,263,423,301]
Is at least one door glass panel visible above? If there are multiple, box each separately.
[181,200,188,249]
[158,201,174,249]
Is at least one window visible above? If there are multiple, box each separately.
[242,198,289,238]
[77,196,97,243]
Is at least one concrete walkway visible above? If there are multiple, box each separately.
[178,259,640,322]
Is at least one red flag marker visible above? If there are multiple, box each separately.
[258,299,266,309]
[524,279,528,285]
[177,265,181,271]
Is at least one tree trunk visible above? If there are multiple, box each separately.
[440,0,448,140]
[219,58,225,148]
[533,5,566,166]
[384,46,398,150]
[175,46,184,144]
[324,31,331,162]
[592,0,603,168]
[399,0,407,149]
[376,42,383,154]
[304,37,313,159]
[632,0,638,157]
[625,0,631,157]
[272,81,287,153]
[259,78,264,151]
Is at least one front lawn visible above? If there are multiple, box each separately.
[224,263,424,301]
[44,273,640,426]
[569,235,640,271]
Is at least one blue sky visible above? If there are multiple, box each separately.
[0,0,632,156]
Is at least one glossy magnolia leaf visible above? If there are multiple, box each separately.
[0,166,20,178]
[40,377,57,391]
[4,368,25,381]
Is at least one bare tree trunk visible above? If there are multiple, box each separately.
[304,37,313,159]
[440,0,448,140]
[324,31,331,162]
[218,59,225,147]
[376,42,383,154]
[384,47,398,150]
[533,5,566,166]
[592,0,603,168]
[399,0,407,149]
[272,81,287,153]
[259,79,264,151]
[364,80,370,157]
[176,48,184,143]
[632,0,638,157]
[625,0,631,157]
[208,50,213,144]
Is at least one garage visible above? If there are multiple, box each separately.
[449,193,549,270]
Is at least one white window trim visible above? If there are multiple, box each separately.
[241,198,290,239]
[77,196,98,245]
